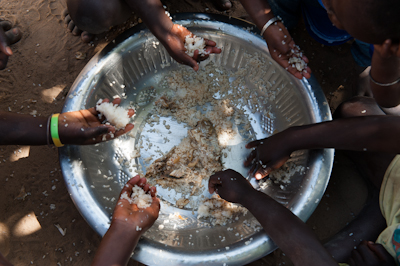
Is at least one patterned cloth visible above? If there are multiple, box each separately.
[376,155,400,265]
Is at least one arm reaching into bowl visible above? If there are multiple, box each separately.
[245,115,400,180]
[125,0,221,71]
[91,175,160,266]
[238,0,311,79]
[208,169,337,266]
[0,98,134,146]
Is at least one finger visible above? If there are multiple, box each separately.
[121,175,141,195]
[150,196,161,214]
[245,139,263,149]
[150,186,157,197]
[207,46,222,54]
[254,166,272,180]
[5,28,22,46]
[137,177,147,188]
[0,27,12,56]
[0,53,9,70]
[356,241,378,262]
[243,149,257,166]
[204,39,217,47]
[68,21,75,32]
[366,241,394,261]
[72,26,82,36]
[208,173,223,194]
[128,109,135,117]
[178,53,199,71]
[111,98,122,105]
[143,183,150,193]
[113,123,134,138]
[126,175,141,187]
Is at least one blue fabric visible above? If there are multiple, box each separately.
[267,0,373,66]
[301,0,352,45]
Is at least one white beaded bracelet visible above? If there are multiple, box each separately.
[369,69,400,87]
[260,16,282,37]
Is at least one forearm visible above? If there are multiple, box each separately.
[370,50,400,108]
[238,0,274,31]
[286,116,400,153]
[91,223,141,266]
[124,0,173,38]
[241,191,337,266]
[0,112,50,145]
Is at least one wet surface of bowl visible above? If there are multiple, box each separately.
[60,13,333,266]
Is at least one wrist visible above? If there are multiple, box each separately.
[108,219,142,244]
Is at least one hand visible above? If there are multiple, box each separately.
[58,98,134,145]
[263,22,311,79]
[161,24,221,71]
[0,19,22,70]
[112,175,160,232]
[208,169,255,204]
[244,130,294,180]
[348,241,396,266]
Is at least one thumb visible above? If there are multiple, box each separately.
[178,53,199,71]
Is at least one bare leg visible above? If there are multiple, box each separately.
[64,0,133,42]
[325,96,396,262]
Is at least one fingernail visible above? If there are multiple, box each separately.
[6,47,12,55]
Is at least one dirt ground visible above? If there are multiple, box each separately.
[0,0,368,265]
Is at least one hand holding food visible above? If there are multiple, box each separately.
[244,131,294,180]
[262,20,311,79]
[112,175,160,233]
[161,24,221,71]
[57,98,134,145]
[208,169,255,204]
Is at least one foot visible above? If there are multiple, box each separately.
[0,19,22,70]
[214,0,232,10]
[62,9,94,43]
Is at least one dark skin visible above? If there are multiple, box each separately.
[208,170,397,266]
[242,0,400,263]
[238,0,312,79]
[91,175,160,266]
[209,169,338,266]
[64,0,221,71]
[0,19,22,70]
[0,98,134,146]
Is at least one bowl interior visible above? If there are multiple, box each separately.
[60,13,333,266]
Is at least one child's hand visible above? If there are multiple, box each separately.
[112,175,160,233]
[161,24,221,71]
[348,240,396,266]
[208,169,255,204]
[58,98,134,145]
[262,21,311,79]
[244,131,293,180]
[0,19,22,70]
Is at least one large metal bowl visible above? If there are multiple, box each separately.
[60,13,333,266]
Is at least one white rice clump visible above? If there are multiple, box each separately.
[120,185,152,209]
[197,195,247,226]
[184,34,207,57]
[96,100,130,130]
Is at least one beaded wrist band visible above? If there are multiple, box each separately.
[50,113,64,147]
[260,16,282,37]
[369,70,400,87]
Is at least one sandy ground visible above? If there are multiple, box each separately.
[0,0,368,265]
